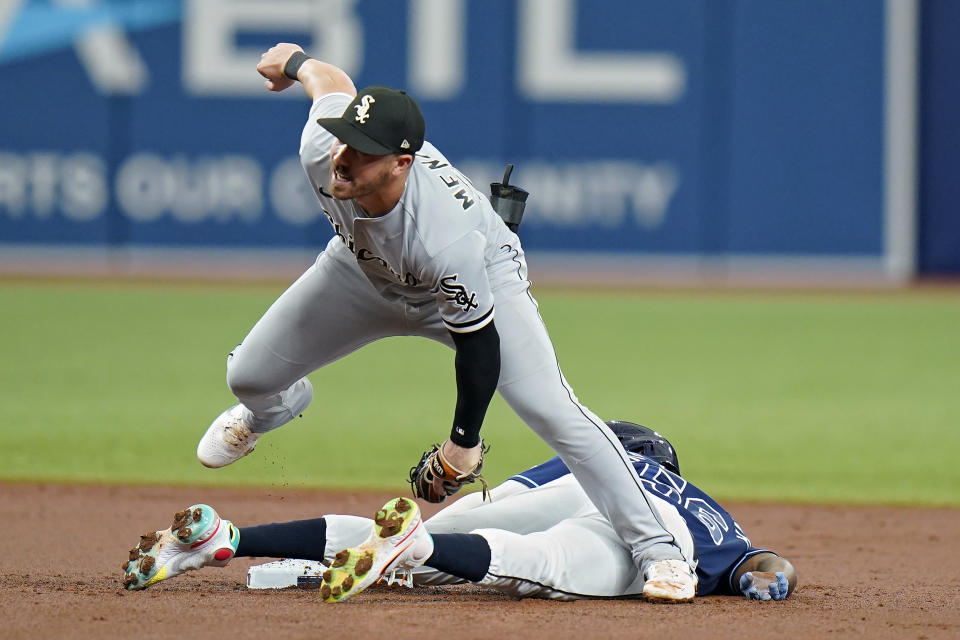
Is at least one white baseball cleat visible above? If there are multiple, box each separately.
[122,504,239,590]
[642,559,697,603]
[197,405,259,468]
[320,497,434,603]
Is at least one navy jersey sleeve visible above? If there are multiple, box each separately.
[629,454,765,595]
[509,457,570,488]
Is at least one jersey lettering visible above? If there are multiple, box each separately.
[453,189,475,210]
[323,210,356,253]
[418,156,449,170]
[734,522,751,547]
[356,248,420,286]
[632,454,687,506]
[418,152,476,210]
[439,274,479,311]
[686,498,729,545]
[323,209,420,286]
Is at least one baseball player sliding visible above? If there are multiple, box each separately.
[123,423,797,602]
[193,42,695,600]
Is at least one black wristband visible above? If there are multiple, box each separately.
[283,51,312,80]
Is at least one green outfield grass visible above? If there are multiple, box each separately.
[1,279,957,506]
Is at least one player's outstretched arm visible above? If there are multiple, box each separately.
[256,43,356,100]
[734,552,797,601]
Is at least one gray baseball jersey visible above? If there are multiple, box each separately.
[221,91,687,576]
[300,93,517,334]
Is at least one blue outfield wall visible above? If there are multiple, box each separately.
[919,0,960,274]
[1,0,936,275]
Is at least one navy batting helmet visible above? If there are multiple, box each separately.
[605,420,680,475]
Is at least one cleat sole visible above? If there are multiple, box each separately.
[121,505,237,591]
[320,497,424,604]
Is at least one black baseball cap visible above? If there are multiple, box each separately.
[316,86,425,156]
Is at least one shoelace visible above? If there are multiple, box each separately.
[650,560,687,581]
[222,418,252,447]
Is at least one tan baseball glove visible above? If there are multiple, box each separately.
[409,441,490,503]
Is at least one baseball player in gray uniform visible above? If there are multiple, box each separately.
[194,42,695,601]
[123,422,797,603]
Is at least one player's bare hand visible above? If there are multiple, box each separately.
[739,571,789,601]
[257,43,303,92]
[441,439,484,470]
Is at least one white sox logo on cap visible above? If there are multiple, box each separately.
[354,95,375,123]
[316,85,424,156]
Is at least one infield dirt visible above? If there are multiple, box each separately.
[1,483,957,640]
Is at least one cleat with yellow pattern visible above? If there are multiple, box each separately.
[321,497,433,603]
[122,504,239,590]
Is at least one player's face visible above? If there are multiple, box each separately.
[328,140,398,201]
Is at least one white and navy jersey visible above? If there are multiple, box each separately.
[510,456,772,595]
[299,93,520,334]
